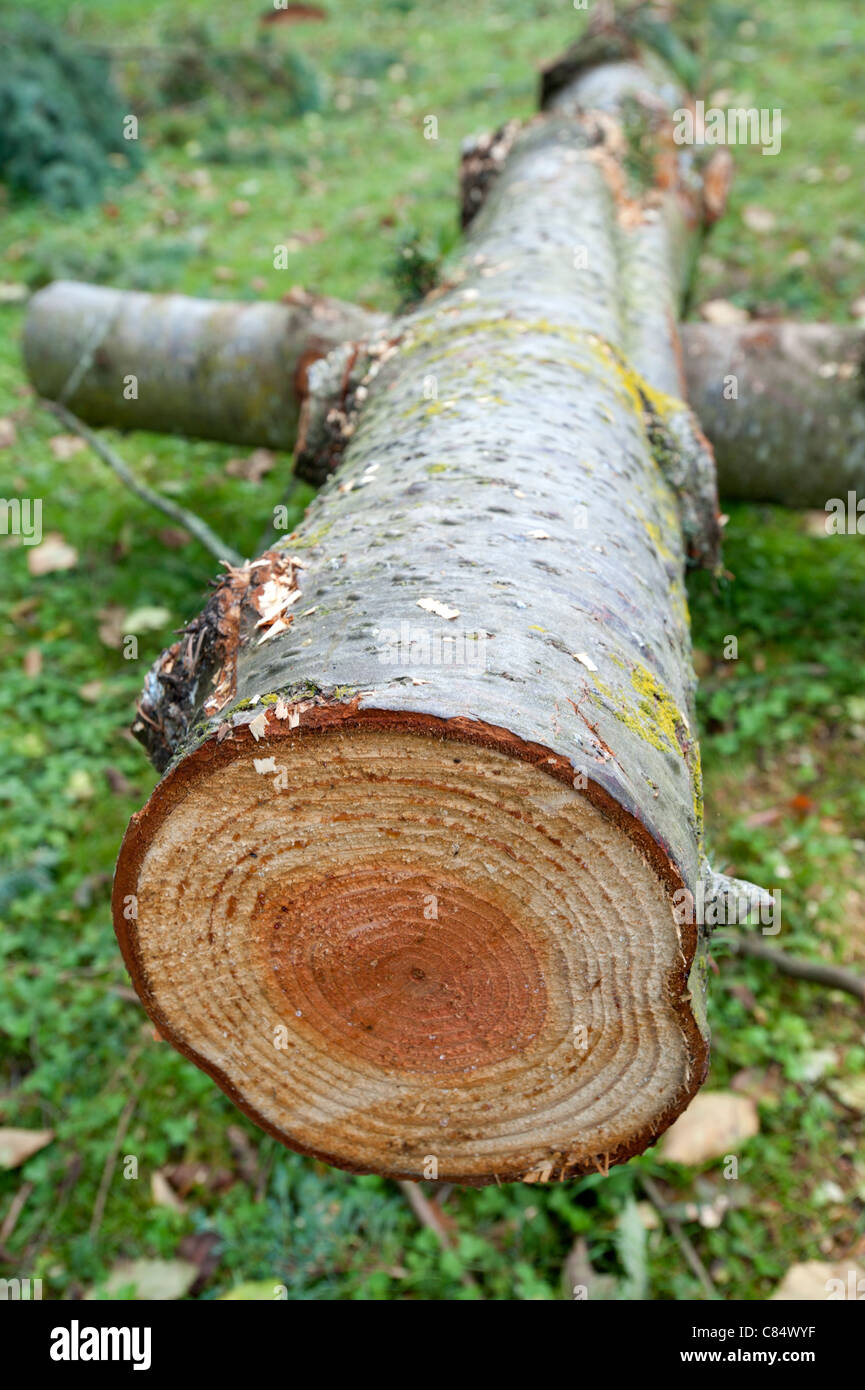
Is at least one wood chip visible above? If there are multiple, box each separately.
[248,712,268,741]
[417,597,460,620]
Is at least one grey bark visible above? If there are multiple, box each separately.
[22,279,385,452]
[680,320,865,506]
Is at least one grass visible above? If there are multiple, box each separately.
[0,0,863,1300]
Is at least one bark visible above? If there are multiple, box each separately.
[680,320,865,506]
[113,18,730,1186]
[22,279,385,452]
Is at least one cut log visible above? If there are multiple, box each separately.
[22,280,385,452]
[114,18,724,1185]
[680,320,865,506]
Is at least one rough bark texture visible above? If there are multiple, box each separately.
[113,21,725,1185]
[23,280,385,451]
[681,320,865,505]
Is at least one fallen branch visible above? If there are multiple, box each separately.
[42,401,244,567]
[398,1181,477,1289]
[681,320,865,507]
[25,281,385,456]
[725,935,864,1003]
[89,1086,140,1240]
[639,1173,719,1301]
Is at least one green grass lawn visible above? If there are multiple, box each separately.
[1,0,863,1300]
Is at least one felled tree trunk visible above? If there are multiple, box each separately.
[113,20,727,1186]
[681,320,865,506]
[23,279,384,451]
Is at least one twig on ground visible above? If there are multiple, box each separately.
[89,1084,141,1240]
[726,936,864,1003]
[397,1180,477,1289]
[41,400,244,567]
[639,1173,719,1301]
[0,1181,33,1249]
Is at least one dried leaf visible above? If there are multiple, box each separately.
[78,680,104,703]
[660,1091,759,1165]
[225,449,276,483]
[0,1128,54,1169]
[97,605,126,648]
[151,1170,186,1212]
[742,204,776,234]
[86,1257,198,1301]
[699,299,749,326]
[827,1074,865,1114]
[23,647,42,678]
[48,433,86,461]
[0,282,28,305]
[104,766,135,797]
[27,533,78,576]
[771,1260,865,1301]
[124,606,172,634]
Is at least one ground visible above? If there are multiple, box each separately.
[0,0,863,1300]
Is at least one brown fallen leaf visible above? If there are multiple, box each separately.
[78,680,104,703]
[104,766,135,797]
[771,1259,865,1301]
[23,647,42,678]
[97,605,126,648]
[744,806,781,829]
[826,1074,865,1115]
[48,433,86,461]
[260,3,328,23]
[225,449,276,483]
[158,527,191,549]
[660,1091,759,1165]
[151,1170,186,1213]
[742,204,776,234]
[0,417,17,448]
[699,298,749,326]
[9,597,39,624]
[163,1162,234,1196]
[178,1231,222,1294]
[730,1064,783,1104]
[702,149,734,224]
[27,533,78,576]
[0,1128,54,1170]
[227,1125,259,1186]
[802,508,834,538]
